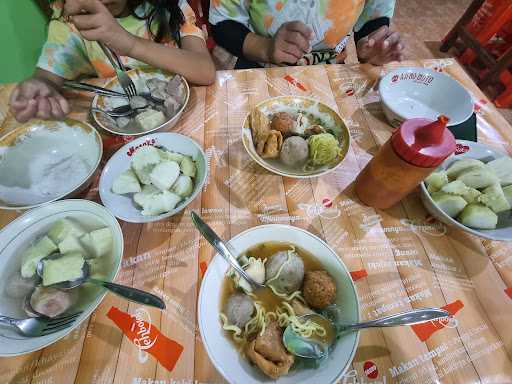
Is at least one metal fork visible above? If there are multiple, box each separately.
[63,80,127,98]
[98,42,137,99]
[0,312,83,337]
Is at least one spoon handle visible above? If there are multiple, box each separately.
[190,211,262,289]
[89,279,166,309]
[342,308,450,331]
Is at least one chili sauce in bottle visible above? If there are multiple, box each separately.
[355,116,456,209]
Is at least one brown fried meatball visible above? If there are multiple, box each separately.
[303,270,336,309]
[271,112,295,135]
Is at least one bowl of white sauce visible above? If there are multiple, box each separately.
[0,119,103,210]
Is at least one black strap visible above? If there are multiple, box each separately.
[353,17,390,43]
[211,20,251,58]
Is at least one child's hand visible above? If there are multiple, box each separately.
[357,26,405,66]
[64,0,136,56]
[9,79,69,123]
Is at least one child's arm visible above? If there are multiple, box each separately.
[129,36,216,86]
[66,0,216,86]
[9,69,69,123]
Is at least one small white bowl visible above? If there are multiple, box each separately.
[420,140,512,241]
[379,67,474,127]
[0,199,124,356]
[198,224,360,384]
[99,133,207,223]
[0,119,103,210]
[91,68,190,137]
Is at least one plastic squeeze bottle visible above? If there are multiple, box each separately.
[355,116,455,209]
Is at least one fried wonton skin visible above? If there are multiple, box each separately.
[251,108,271,153]
[260,130,283,159]
[246,321,294,379]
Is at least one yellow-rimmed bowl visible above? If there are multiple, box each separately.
[242,96,350,178]
[91,68,190,136]
[0,119,102,210]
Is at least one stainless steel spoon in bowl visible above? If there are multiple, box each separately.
[190,211,265,290]
[36,254,165,309]
[91,106,138,118]
[283,308,450,359]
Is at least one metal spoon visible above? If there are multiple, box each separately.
[283,307,450,359]
[36,254,165,309]
[91,105,138,118]
[190,211,265,290]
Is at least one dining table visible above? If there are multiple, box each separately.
[1,58,512,384]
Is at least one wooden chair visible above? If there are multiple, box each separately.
[441,0,512,106]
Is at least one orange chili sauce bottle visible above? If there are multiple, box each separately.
[355,116,456,209]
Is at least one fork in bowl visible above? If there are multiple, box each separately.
[0,312,83,337]
[98,42,137,99]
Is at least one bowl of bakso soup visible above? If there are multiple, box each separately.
[198,224,359,384]
[242,96,350,178]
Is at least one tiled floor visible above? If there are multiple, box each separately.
[211,0,512,125]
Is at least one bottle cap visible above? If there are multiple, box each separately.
[391,116,456,167]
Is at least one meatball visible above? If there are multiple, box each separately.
[280,136,309,166]
[271,112,294,135]
[224,293,254,328]
[265,250,304,294]
[303,270,337,309]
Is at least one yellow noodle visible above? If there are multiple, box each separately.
[219,313,245,343]
[245,301,266,337]
[268,285,304,302]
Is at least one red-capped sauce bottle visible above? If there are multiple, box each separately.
[355,116,456,209]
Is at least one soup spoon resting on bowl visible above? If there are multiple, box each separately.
[283,307,450,359]
[191,211,265,290]
[36,253,165,309]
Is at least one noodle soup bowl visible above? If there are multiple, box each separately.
[198,224,360,384]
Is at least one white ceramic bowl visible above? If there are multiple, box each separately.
[0,199,124,356]
[0,120,102,210]
[91,68,190,136]
[242,96,351,178]
[379,67,474,127]
[420,140,512,241]
[99,132,207,223]
[198,224,360,384]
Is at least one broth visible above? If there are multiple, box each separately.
[220,241,326,344]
